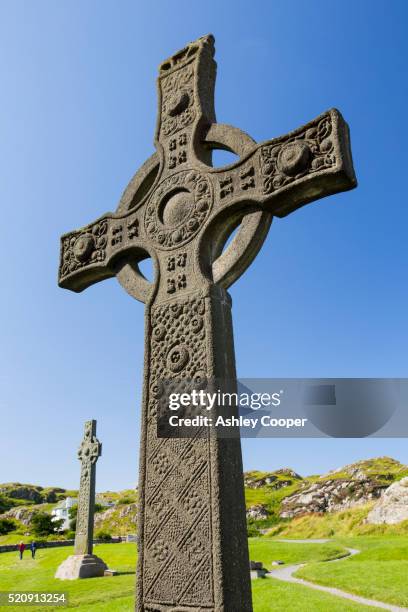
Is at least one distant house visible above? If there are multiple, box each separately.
[51,496,77,531]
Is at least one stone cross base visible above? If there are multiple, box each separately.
[55,554,107,580]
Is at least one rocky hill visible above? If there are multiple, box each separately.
[0,483,75,512]
[1,456,407,541]
[243,457,408,535]
[279,457,408,519]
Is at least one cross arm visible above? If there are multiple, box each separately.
[210,108,357,218]
[58,210,143,292]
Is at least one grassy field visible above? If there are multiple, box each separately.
[0,543,136,611]
[251,580,374,611]
[249,537,348,566]
[0,539,378,611]
[296,535,408,608]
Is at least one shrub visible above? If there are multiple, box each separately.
[65,530,75,540]
[0,518,17,535]
[68,505,77,531]
[247,521,261,537]
[0,495,13,514]
[68,505,77,519]
[31,513,63,537]
[95,530,112,542]
[118,497,134,505]
[94,503,104,513]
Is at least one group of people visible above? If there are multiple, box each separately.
[18,541,37,560]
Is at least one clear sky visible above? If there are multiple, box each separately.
[1,1,407,490]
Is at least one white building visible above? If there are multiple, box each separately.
[51,497,77,531]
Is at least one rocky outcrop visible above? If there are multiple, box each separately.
[367,477,408,525]
[244,469,302,490]
[94,503,138,532]
[43,488,66,503]
[0,484,66,504]
[118,503,137,519]
[325,457,406,483]
[246,505,269,520]
[94,506,116,527]
[0,485,43,504]
[274,469,302,480]
[1,506,38,525]
[280,478,385,519]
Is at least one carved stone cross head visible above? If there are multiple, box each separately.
[78,420,101,466]
[59,34,356,304]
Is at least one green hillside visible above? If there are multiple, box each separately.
[1,456,407,543]
[244,457,408,535]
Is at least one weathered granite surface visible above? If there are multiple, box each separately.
[246,505,269,520]
[55,554,107,580]
[367,477,408,524]
[280,478,384,518]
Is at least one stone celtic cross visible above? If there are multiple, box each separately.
[59,36,356,611]
[55,419,106,580]
[75,419,101,556]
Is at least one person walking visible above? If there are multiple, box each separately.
[30,541,37,559]
[18,541,25,560]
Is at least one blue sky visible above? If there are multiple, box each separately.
[1,1,407,490]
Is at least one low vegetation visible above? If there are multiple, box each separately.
[31,513,63,537]
[0,518,17,535]
[266,504,408,538]
[249,538,348,566]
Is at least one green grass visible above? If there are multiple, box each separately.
[251,579,374,611]
[248,538,348,567]
[245,483,302,530]
[296,535,408,607]
[0,525,78,546]
[245,482,299,509]
[0,543,136,611]
[0,533,26,545]
[0,539,374,611]
[97,489,137,504]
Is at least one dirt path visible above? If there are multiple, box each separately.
[269,539,407,611]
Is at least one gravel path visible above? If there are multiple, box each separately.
[268,539,408,611]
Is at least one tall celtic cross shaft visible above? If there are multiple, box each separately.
[74,420,102,557]
[59,36,356,611]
